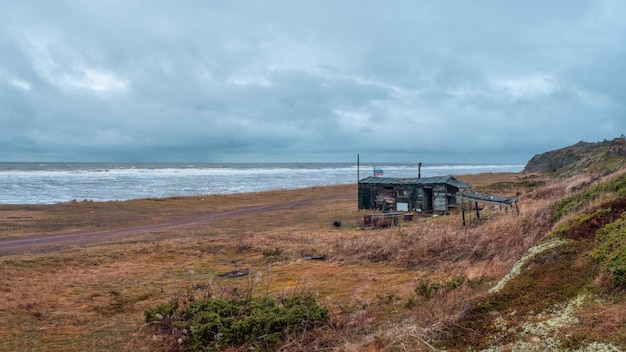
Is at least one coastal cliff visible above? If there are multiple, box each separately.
[524,136,626,174]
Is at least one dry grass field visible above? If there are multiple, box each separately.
[0,172,568,351]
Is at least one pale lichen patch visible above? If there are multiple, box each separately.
[489,238,569,294]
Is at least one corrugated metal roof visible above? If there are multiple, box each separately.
[359,175,471,189]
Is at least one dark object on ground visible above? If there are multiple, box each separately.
[217,270,248,278]
[305,255,327,260]
[332,219,342,227]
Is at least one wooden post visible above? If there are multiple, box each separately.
[357,154,360,183]
[475,202,480,219]
[462,203,466,226]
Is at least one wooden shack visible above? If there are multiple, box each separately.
[358,175,471,213]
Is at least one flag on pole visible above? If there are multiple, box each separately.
[373,167,383,177]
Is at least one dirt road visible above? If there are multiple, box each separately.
[0,193,350,255]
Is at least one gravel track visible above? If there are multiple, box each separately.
[0,193,349,255]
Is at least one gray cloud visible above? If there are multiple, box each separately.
[1,1,625,163]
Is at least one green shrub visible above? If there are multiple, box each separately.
[263,247,283,257]
[144,298,180,333]
[592,216,626,288]
[519,179,546,188]
[415,280,440,300]
[554,173,626,220]
[145,295,328,351]
[445,276,466,291]
[485,179,545,193]
[549,208,612,240]
[466,275,493,289]
[415,276,466,300]
[404,296,417,309]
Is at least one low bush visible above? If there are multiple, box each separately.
[549,208,612,240]
[592,216,626,289]
[554,173,626,220]
[145,294,328,351]
[262,247,283,257]
[414,276,467,300]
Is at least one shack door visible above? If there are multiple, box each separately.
[423,187,433,211]
[433,185,447,211]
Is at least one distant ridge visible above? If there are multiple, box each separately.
[524,136,626,175]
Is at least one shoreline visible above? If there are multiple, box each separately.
[0,163,525,204]
[1,171,525,206]
[0,172,526,250]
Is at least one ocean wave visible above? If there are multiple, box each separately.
[0,163,524,204]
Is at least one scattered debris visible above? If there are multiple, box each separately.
[217,270,248,278]
[362,212,401,229]
[305,255,327,261]
[332,220,342,228]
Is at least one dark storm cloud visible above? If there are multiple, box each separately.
[1,0,625,163]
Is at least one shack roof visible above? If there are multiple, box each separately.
[359,175,471,189]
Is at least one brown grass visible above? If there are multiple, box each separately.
[0,172,576,351]
[568,300,626,346]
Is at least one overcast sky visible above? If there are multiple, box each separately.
[1,1,625,164]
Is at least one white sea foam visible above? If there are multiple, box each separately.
[0,163,524,204]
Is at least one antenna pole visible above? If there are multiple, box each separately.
[357,154,360,184]
[357,154,360,211]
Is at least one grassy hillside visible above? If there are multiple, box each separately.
[432,141,626,351]
[434,173,626,351]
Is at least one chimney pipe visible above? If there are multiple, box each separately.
[418,162,422,179]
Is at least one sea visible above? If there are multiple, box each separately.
[0,162,525,204]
